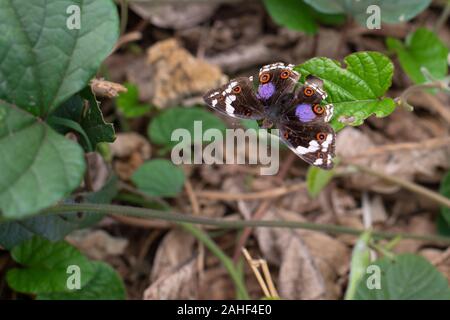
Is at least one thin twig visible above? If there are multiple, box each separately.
[345,136,450,160]
[259,259,279,298]
[242,248,271,298]
[395,81,448,112]
[184,179,205,283]
[196,181,306,201]
[185,180,201,215]
[434,0,450,32]
[348,164,450,209]
[420,92,450,125]
[112,31,142,53]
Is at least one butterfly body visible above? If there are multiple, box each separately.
[203,63,336,169]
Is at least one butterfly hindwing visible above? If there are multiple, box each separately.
[279,74,333,123]
[282,99,334,124]
[297,75,328,104]
[203,77,265,120]
[256,63,300,106]
[278,120,336,169]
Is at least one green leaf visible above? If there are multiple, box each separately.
[37,262,126,300]
[7,236,95,294]
[297,51,395,131]
[345,232,372,300]
[387,28,449,84]
[148,106,226,151]
[0,102,86,219]
[0,0,119,116]
[354,254,450,300]
[0,174,118,249]
[132,159,185,197]
[306,166,336,197]
[304,0,431,25]
[263,0,344,34]
[79,88,116,147]
[50,88,116,151]
[116,83,152,118]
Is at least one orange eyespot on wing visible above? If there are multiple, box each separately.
[304,87,315,97]
[280,70,290,79]
[316,132,326,142]
[313,104,324,115]
[259,72,271,84]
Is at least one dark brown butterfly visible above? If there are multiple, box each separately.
[203,63,335,169]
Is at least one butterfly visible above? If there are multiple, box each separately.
[203,62,336,169]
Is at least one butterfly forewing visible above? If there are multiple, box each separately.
[280,74,334,123]
[256,63,300,107]
[203,77,265,120]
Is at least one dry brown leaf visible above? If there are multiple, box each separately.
[143,258,198,300]
[277,231,327,299]
[85,152,109,192]
[392,215,436,253]
[255,209,350,299]
[420,248,450,283]
[151,229,197,281]
[337,127,450,193]
[144,229,198,299]
[145,39,226,108]
[90,78,127,98]
[130,2,218,30]
[330,188,359,217]
[66,229,128,260]
[110,132,151,180]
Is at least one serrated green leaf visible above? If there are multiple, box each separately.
[116,83,152,118]
[0,174,118,249]
[0,102,85,219]
[263,0,344,34]
[306,166,335,197]
[79,88,116,148]
[0,0,119,116]
[132,159,185,197]
[387,28,449,84]
[354,253,450,300]
[304,0,431,25]
[148,107,226,151]
[297,51,395,131]
[37,262,126,300]
[7,237,95,294]
[50,88,115,151]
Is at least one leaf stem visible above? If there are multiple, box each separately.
[43,203,450,244]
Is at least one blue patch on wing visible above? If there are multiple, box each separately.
[295,103,316,122]
[257,83,275,100]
